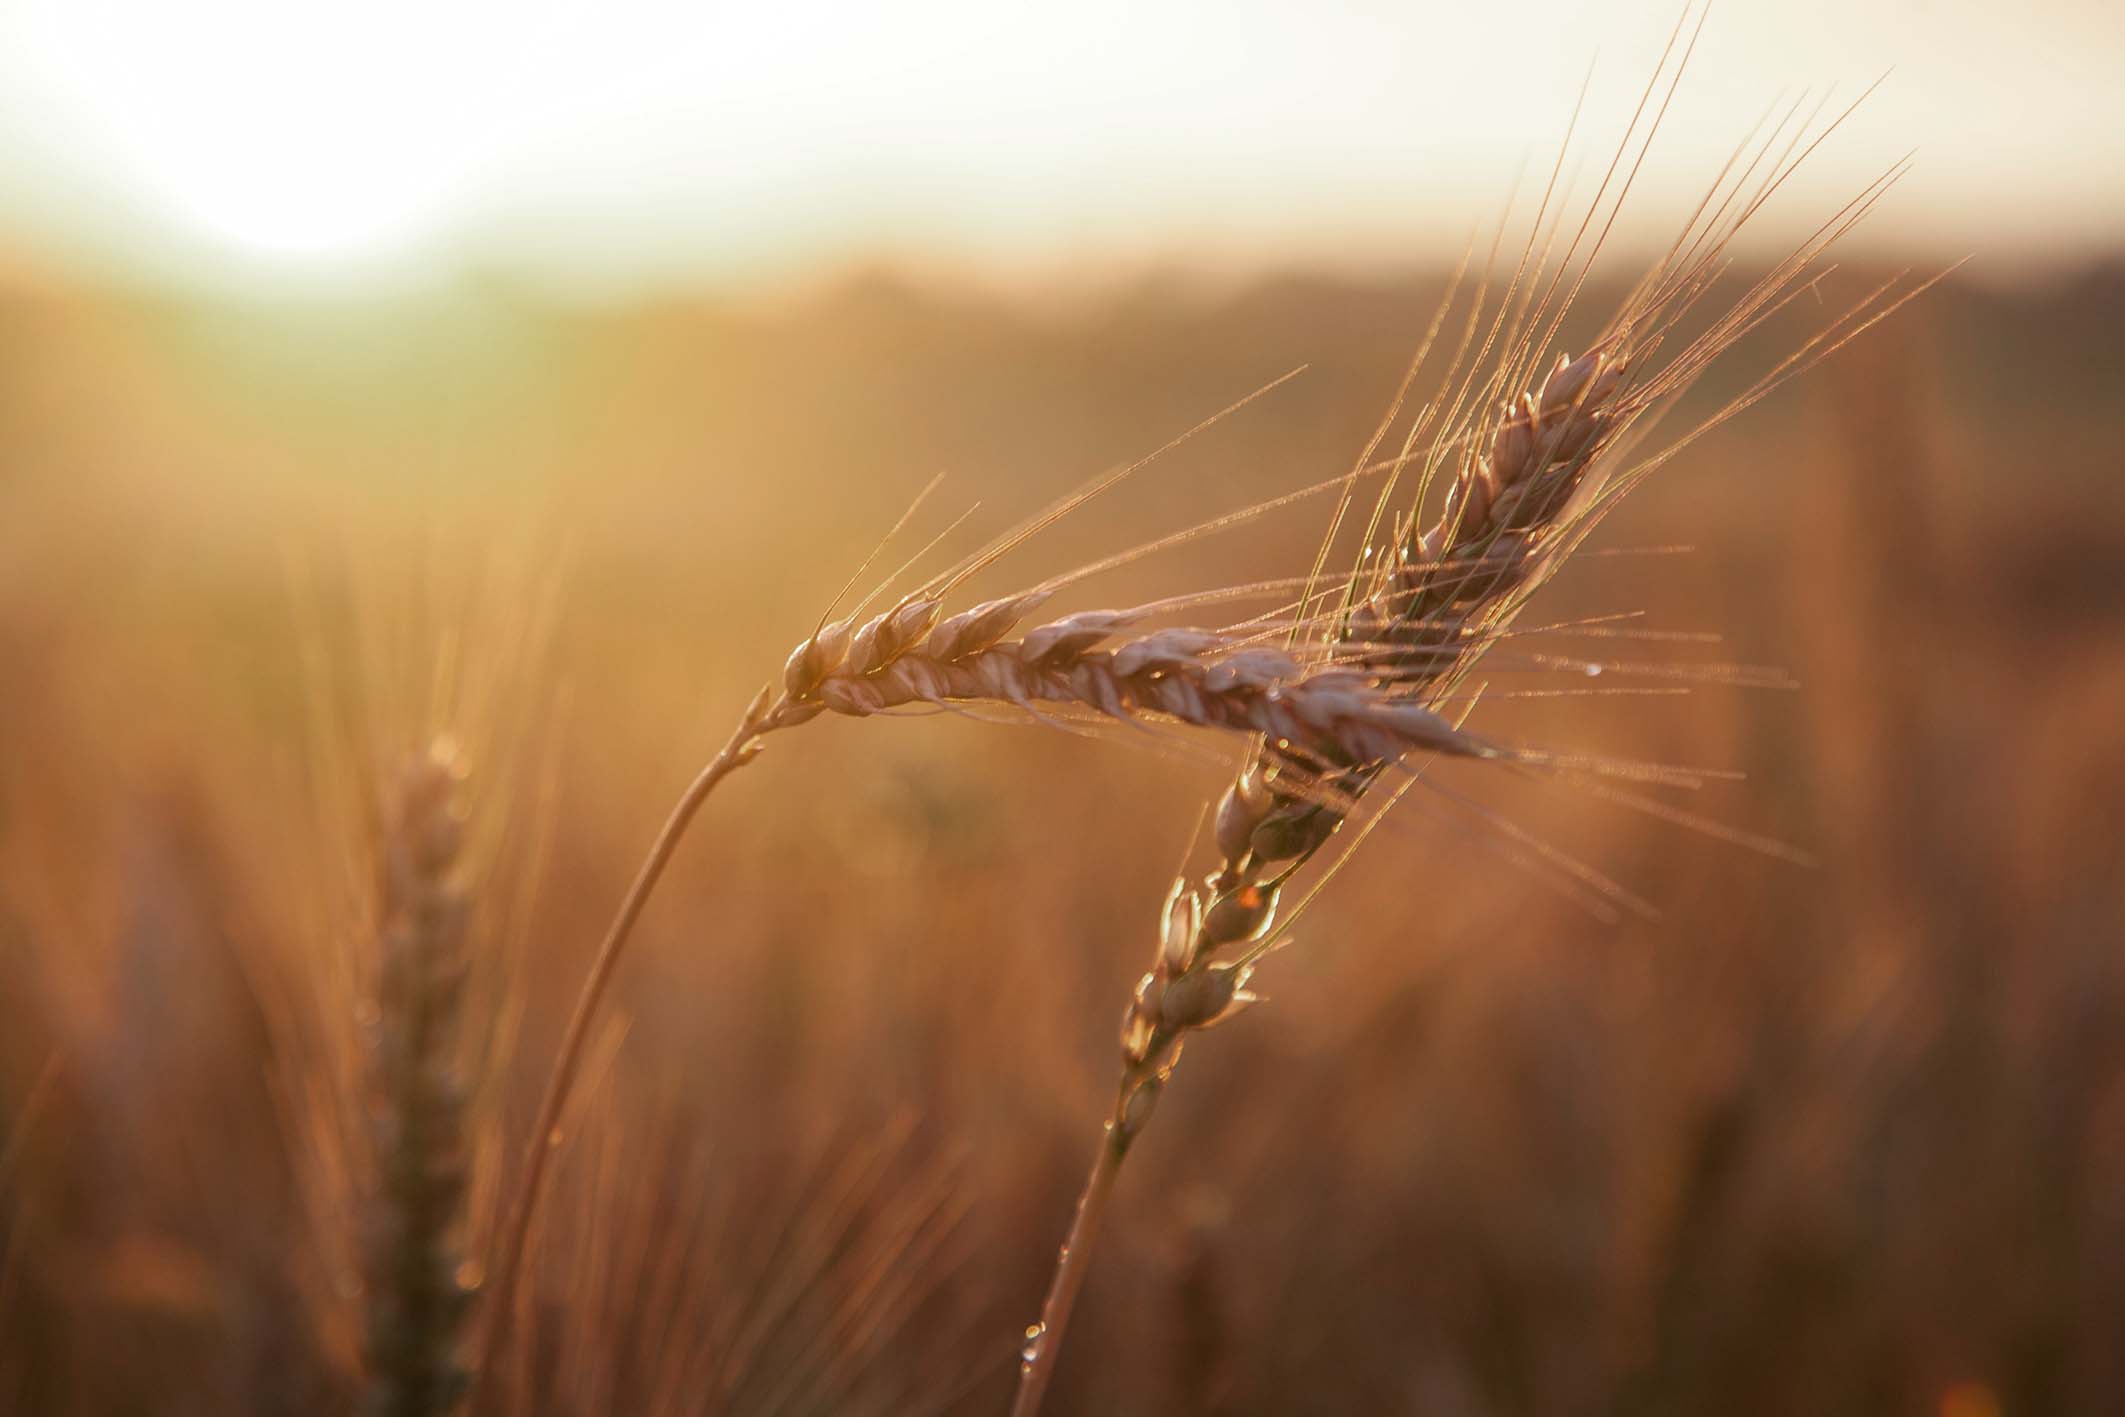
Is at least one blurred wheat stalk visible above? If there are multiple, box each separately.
[364,743,477,1417]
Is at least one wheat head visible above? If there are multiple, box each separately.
[364,742,476,1417]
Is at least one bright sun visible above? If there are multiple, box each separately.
[27,0,541,261]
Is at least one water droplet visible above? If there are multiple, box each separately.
[1583,662,1603,678]
[1020,1322,1046,1366]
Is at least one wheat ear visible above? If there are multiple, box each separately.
[1009,179,1946,1413]
[363,742,476,1417]
[1002,339,1637,1413]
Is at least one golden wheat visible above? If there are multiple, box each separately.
[364,743,476,1417]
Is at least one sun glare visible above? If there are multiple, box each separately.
[7,0,2117,282]
[26,0,538,262]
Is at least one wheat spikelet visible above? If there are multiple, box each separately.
[364,742,476,1417]
[1213,345,1632,890]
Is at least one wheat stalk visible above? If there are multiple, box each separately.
[1005,84,1947,1415]
[1006,343,1642,1415]
[476,591,1515,1362]
[363,741,476,1417]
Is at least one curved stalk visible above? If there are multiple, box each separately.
[476,691,780,1380]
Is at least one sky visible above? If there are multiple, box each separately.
[0,0,2118,294]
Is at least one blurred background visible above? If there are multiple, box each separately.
[2,2,2123,1414]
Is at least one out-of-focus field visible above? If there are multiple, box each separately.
[3,262,2124,1416]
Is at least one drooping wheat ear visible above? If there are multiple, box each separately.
[781,598,1502,769]
[364,741,476,1417]
[482,586,1504,1373]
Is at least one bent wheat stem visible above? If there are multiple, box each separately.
[479,690,775,1376]
[476,573,1507,1386]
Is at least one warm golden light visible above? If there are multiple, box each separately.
[2,0,2120,284]
[23,0,535,260]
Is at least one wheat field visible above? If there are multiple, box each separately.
[2,212,2124,1417]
